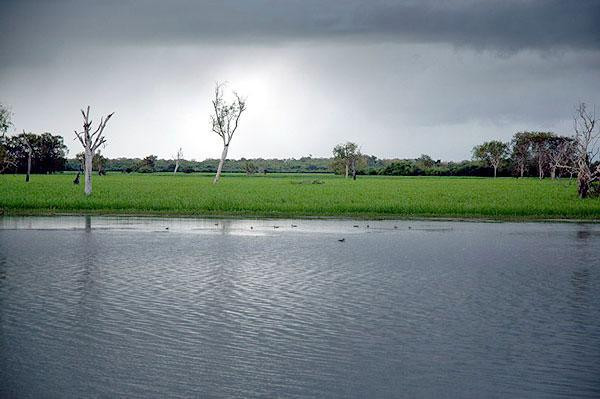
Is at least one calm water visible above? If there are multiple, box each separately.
[1,217,599,398]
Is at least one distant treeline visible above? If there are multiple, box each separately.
[63,156,334,174]
[0,131,584,178]
[59,153,543,177]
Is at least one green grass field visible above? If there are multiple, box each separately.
[1,173,599,220]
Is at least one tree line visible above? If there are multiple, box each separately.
[332,103,599,197]
[63,155,333,174]
[0,130,67,175]
[472,132,576,179]
[1,95,598,197]
[469,103,599,197]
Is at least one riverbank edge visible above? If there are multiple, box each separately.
[1,208,599,223]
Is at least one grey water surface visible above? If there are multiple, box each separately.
[1,216,599,398]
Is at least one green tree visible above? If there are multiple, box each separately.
[473,140,510,178]
[416,154,435,168]
[137,155,157,173]
[244,160,258,175]
[332,142,363,179]
[2,132,66,175]
[511,132,532,178]
[381,160,416,176]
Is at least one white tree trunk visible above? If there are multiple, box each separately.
[213,144,229,183]
[174,160,179,174]
[550,166,556,179]
[345,163,349,178]
[84,148,93,196]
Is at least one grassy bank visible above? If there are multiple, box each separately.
[1,173,599,220]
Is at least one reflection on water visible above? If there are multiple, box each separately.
[0,216,599,398]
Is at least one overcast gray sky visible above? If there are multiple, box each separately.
[1,0,599,161]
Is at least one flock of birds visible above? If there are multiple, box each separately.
[163,222,411,242]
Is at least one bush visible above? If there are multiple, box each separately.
[137,165,154,173]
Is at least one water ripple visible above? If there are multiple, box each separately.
[1,217,599,398]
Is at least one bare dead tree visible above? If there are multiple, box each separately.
[557,103,599,198]
[0,103,12,138]
[0,153,16,174]
[210,82,247,183]
[174,147,183,174]
[528,132,555,179]
[547,136,575,179]
[21,130,32,182]
[74,106,114,196]
[0,104,15,173]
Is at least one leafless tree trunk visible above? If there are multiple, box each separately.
[26,149,31,181]
[174,147,183,174]
[74,106,114,196]
[574,105,599,198]
[345,163,349,178]
[210,82,247,184]
[557,103,599,198]
[215,144,229,181]
[488,155,503,178]
[22,131,32,182]
[548,138,575,180]
[0,158,16,174]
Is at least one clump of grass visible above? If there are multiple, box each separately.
[0,173,599,220]
[291,179,324,185]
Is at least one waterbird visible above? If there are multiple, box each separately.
[250,226,253,229]
[338,238,345,242]
[273,226,280,229]
[291,224,298,228]
[165,227,169,230]
[353,225,359,228]
[394,226,398,229]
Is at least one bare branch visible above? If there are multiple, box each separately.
[74,106,114,195]
[209,82,247,183]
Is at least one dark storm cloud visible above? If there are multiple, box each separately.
[1,1,598,160]
[1,0,599,59]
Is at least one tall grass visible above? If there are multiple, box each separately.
[1,173,599,220]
